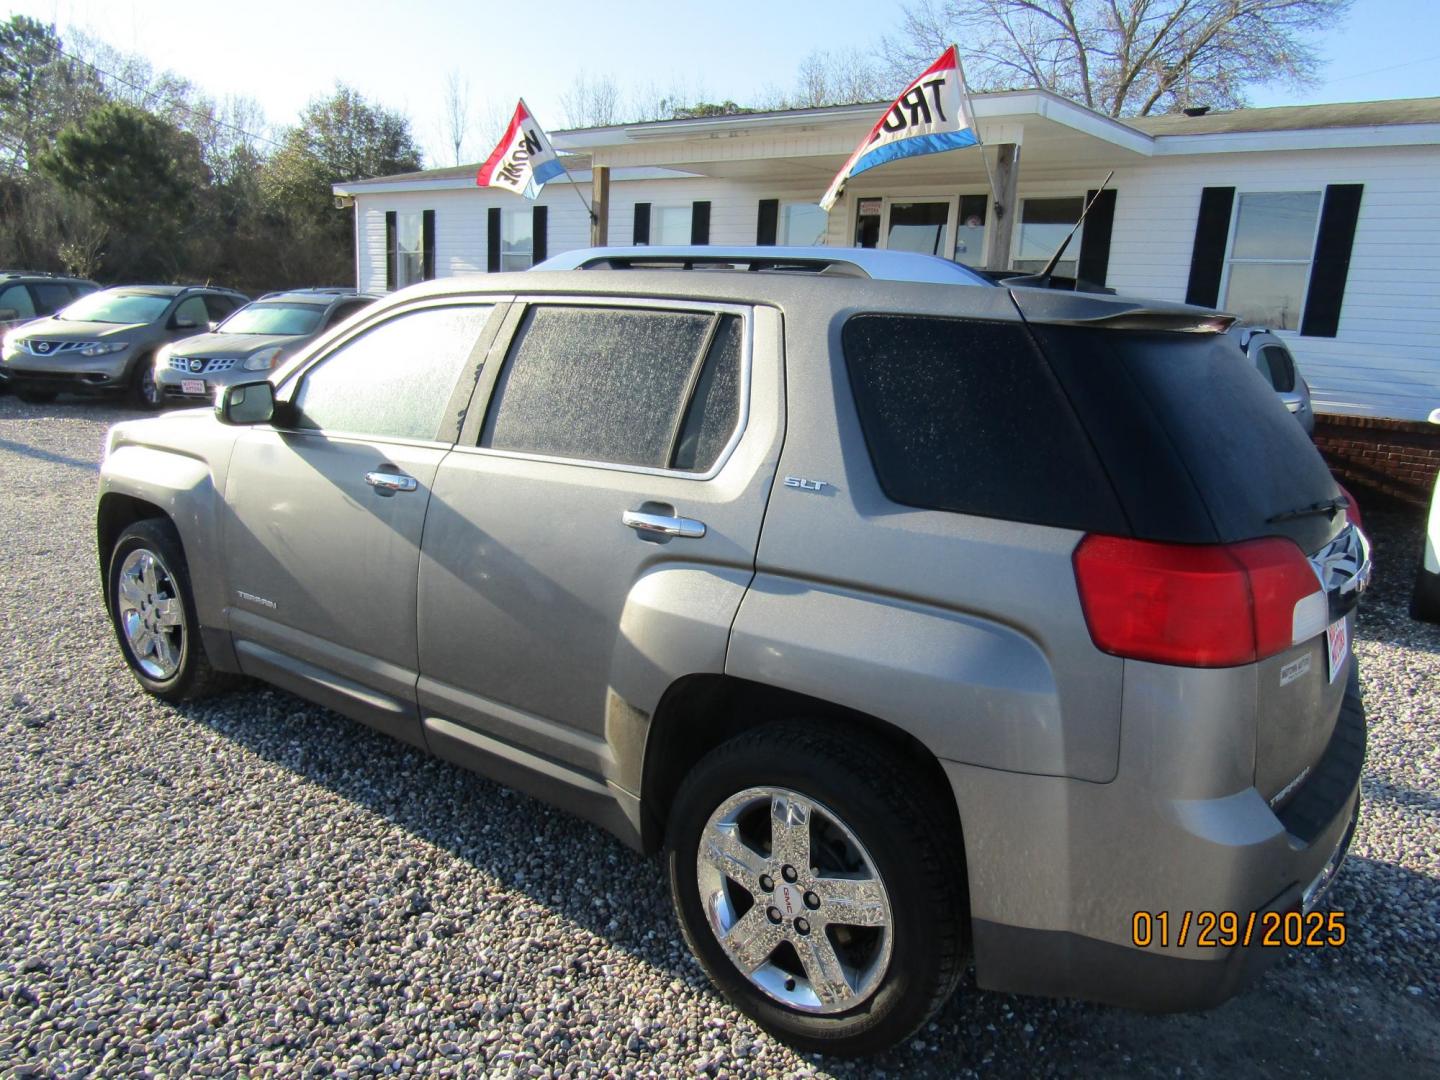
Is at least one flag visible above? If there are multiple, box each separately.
[819,46,977,212]
[476,99,567,199]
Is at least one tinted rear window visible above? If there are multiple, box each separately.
[1030,326,1341,551]
[842,315,1124,532]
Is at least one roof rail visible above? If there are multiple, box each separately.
[534,245,993,286]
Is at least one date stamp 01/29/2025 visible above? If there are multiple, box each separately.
[1131,910,1347,949]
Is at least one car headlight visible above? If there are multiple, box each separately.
[1,332,20,357]
[155,344,173,369]
[243,346,283,371]
[79,341,127,357]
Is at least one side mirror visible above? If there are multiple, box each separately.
[0,308,18,322]
[216,380,277,425]
[173,316,199,330]
[208,321,223,332]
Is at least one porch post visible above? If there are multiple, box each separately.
[591,165,610,246]
[984,144,1020,271]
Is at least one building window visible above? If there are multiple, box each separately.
[954,194,988,267]
[396,211,425,287]
[652,206,692,246]
[501,207,533,270]
[1014,197,1084,276]
[780,203,827,246]
[1222,191,1322,331]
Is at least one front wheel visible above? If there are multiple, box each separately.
[666,723,967,1057]
[107,518,231,701]
[130,355,163,410]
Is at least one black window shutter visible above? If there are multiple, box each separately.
[385,211,397,291]
[633,202,651,245]
[1076,188,1116,288]
[487,208,501,272]
[1184,186,1235,307]
[421,209,435,280]
[691,201,711,245]
[532,205,548,264]
[756,199,779,245]
[1300,184,1363,338]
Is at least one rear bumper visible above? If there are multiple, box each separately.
[952,666,1365,1012]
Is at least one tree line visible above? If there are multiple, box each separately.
[3,2,1344,289]
[0,16,422,294]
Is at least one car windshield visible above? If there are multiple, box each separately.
[57,292,172,324]
[218,302,325,336]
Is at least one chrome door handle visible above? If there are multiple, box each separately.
[365,471,418,493]
[622,509,706,538]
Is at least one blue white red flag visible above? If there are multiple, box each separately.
[476,99,567,199]
[820,46,978,212]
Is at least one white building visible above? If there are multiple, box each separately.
[334,91,1440,422]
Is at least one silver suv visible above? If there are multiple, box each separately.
[96,252,1369,1057]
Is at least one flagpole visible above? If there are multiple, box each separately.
[556,158,596,224]
[955,47,1002,219]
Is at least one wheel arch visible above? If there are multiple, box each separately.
[639,673,964,858]
[96,492,169,609]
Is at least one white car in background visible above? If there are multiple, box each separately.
[1413,407,1440,623]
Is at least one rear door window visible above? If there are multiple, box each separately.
[172,296,209,327]
[481,305,745,472]
[842,314,1124,531]
[31,284,75,315]
[202,294,239,322]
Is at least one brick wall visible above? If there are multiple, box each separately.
[1313,415,1440,508]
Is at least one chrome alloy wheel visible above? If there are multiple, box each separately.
[115,548,185,680]
[697,787,894,1014]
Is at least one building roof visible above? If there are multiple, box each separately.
[1123,97,1440,135]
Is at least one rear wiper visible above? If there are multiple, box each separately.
[1268,496,1348,524]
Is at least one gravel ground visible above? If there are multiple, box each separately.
[1,396,1437,1078]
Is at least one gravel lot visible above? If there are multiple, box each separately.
[1,397,1437,1078]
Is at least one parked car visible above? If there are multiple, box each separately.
[0,271,99,337]
[1,284,249,407]
[96,250,1369,1057]
[155,289,379,405]
[1229,325,1315,433]
[1413,407,1440,623]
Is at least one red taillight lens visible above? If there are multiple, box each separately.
[1335,481,1363,532]
[1073,535,1322,667]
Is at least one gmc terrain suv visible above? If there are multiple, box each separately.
[96,250,1369,1056]
[2,284,248,406]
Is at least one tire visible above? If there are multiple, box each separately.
[666,722,966,1057]
[15,388,57,404]
[130,354,163,410]
[1413,563,1440,623]
[106,517,233,701]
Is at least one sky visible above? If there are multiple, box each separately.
[6,0,1440,166]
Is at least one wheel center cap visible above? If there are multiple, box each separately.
[776,882,806,919]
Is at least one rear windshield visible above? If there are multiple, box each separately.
[57,291,170,324]
[1028,326,1342,552]
[842,315,1125,532]
[219,302,325,336]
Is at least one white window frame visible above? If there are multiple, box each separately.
[395,210,425,288]
[1009,195,1087,274]
[500,207,533,271]
[1217,190,1324,335]
[877,195,958,259]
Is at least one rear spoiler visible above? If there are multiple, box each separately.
[1008,286,1236,334]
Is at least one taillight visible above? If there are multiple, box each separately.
[1335,481,1363,532]
[1073,535,1325,667]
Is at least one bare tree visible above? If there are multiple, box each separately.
[792,49,896,108]
[883,0,1352,116]
[560,72,622,127]
[442,70,470,165]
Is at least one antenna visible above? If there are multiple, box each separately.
[1028,170,1115,285]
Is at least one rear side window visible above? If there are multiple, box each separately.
[482,306,744,471]
[1258,344,1296,392]
[842,315,1122,531]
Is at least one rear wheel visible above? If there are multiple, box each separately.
[1413,563,1440,623]
[666,723,966,1057]
[14,387,57,404]
[130,354,162,410]
[107,518,232,701]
